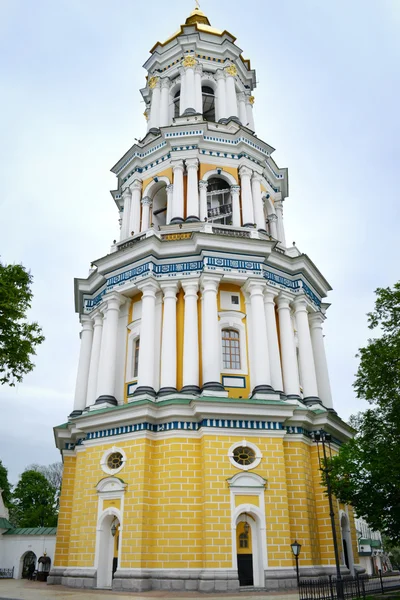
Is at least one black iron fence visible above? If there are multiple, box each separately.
[0,567,14,579]
[299,572,400,600]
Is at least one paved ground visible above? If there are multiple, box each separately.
[0,580,299,600]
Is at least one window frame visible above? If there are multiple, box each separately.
[222,328,241,370]
[218,311,248,375]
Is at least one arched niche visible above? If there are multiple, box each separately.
[142,177,170,228]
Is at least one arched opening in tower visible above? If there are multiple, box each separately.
[152,184,168,228]
[173,89,180,119]
[202,85,215,122]
[206,177,232,224]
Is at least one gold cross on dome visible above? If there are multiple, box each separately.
[195,0,200,8]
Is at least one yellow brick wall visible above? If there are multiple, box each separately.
[54,455,77,566]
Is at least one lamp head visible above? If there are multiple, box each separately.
[291,540,301,557]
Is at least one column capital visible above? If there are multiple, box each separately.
[166,183,173,193]
[200,273,221,293]
[309,311,325,328]
[141,196,152,207]
[171,159,185,172]
[199,179,208,191]
[80,315,94,331]
[160,282,179,299]
[274,199,284,211]
[182,55,197,69]
[182,279,199,296]
[242,279,266,297]
[237,92,246,102]
[276,292,293,309]
[160,77,171,89]
[264,288,278,303]
[267,213,278,223]
[195,63,203,74]
[137,279,160,298]
[92,311,103,327]
[130,178,142,192]
[293,294,310,313]
[186,158,199,170]
[251,172,263,184]
[103,291,125,312]
[148,75,160,89]
[122,187,132,198]
[230,184,241,193]
[239,165,253,178]
[215,68,226,81]
[225,64,238,77]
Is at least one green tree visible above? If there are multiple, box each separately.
[0,459,12,508]
[0,261,45,386]
[329,282,400,542]
[27,462,63,509]
[11,470,58,527]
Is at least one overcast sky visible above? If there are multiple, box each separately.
[1,0,399,484]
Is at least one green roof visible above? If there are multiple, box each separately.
[0,517,13,530]
[3,527,57,536]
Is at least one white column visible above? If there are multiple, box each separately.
[186,158,199,221]
[96,293,123,404]
[179,67,186,116]
[225,65,239,118]
[199,180,208,222]
[166,184,174,225]
[268,213,278,239]
[120,188,132,241]
[264,290,284,394]
[194,64,203,114]
[86,311,103,407]
[245,94,255,131]
[245,281,272,394]
[171,160,184,222]
[129,179,142,237]
[160,78,170,127]
[180,59,196,113]
[231,185,241,226]
[149,77,161,129]
[159,283,178,395]
[201,274,225,392]
[141,197,152,231]
[294,296,320,403]
[309,312,334,410]
[215,69,227,121]
[238,92,247,125]
[71,316,93,415]
[182,280,200,393]
[135,280,159,395]
[239,166,254,226]
[275,199,287,246]
[251,173,266,231]
[276,294,301,399]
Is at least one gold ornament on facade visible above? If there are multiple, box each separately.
[249,95,255,105]
[225,64,238,77]
[148,76,159,89]
[182,55,197,68]
[143,111,149,121]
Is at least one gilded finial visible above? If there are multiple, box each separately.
[195,0,200,8]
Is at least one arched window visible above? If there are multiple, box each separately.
[202,85,215,122]
[133,337,140,379]
[222,329,241,370]
[173,89,180,119]
[239,532,249,548]
[207,177,232,224]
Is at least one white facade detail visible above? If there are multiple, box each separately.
[72,317,93,414]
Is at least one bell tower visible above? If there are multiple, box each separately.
[50,6,357,593]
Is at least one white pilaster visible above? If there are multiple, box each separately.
[201,274,225,392]
[264,290,284,394]
[171,160,185,222]
[238,92,247,126]
[251,173,266,231]
[245,94,255,131]
[275,199,286,246]
[140,196,152,231]
[129,179,142,237]
[86,311,103,407]
[96,293,124,405]
[134,280,159,396]
[159,282,178,395]
[294,296,320,403]
[178,67,186,116]
[120,188,132,241]
[186,158,199,221]
[194,64,203,114]
[268,212,278,239]
[309,312,334,410]
[215,69,227,121]
[182,279,200,394]
[239,166,254,226]
[244,281,272,394]
[166,183,174,225]
[276,294,301,399]
[180,58,197,113]
[199,180,208,222]
[71,316,93,415]
[149,77,161,129]
[225,65,238,118]
[231,185,241,226]
[160,78,171,127]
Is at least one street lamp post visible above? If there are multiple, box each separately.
[291,540,302,587]
[314,432,344,600]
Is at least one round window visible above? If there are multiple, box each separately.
[107,452,123,470]
[233,446,256,466]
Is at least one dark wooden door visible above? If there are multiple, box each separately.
[237,554,254,586]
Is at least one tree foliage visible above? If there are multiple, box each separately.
[329,283,400,542]
[27,462,63,509]
[11,470,58,528]
[0,261,45,386]
[0,459,12,509]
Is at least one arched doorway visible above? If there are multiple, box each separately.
[340,512,354,574]
[207,177,232,224]
[236,517,254,586]
[21,551,37,579]
[96,512,120,589]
